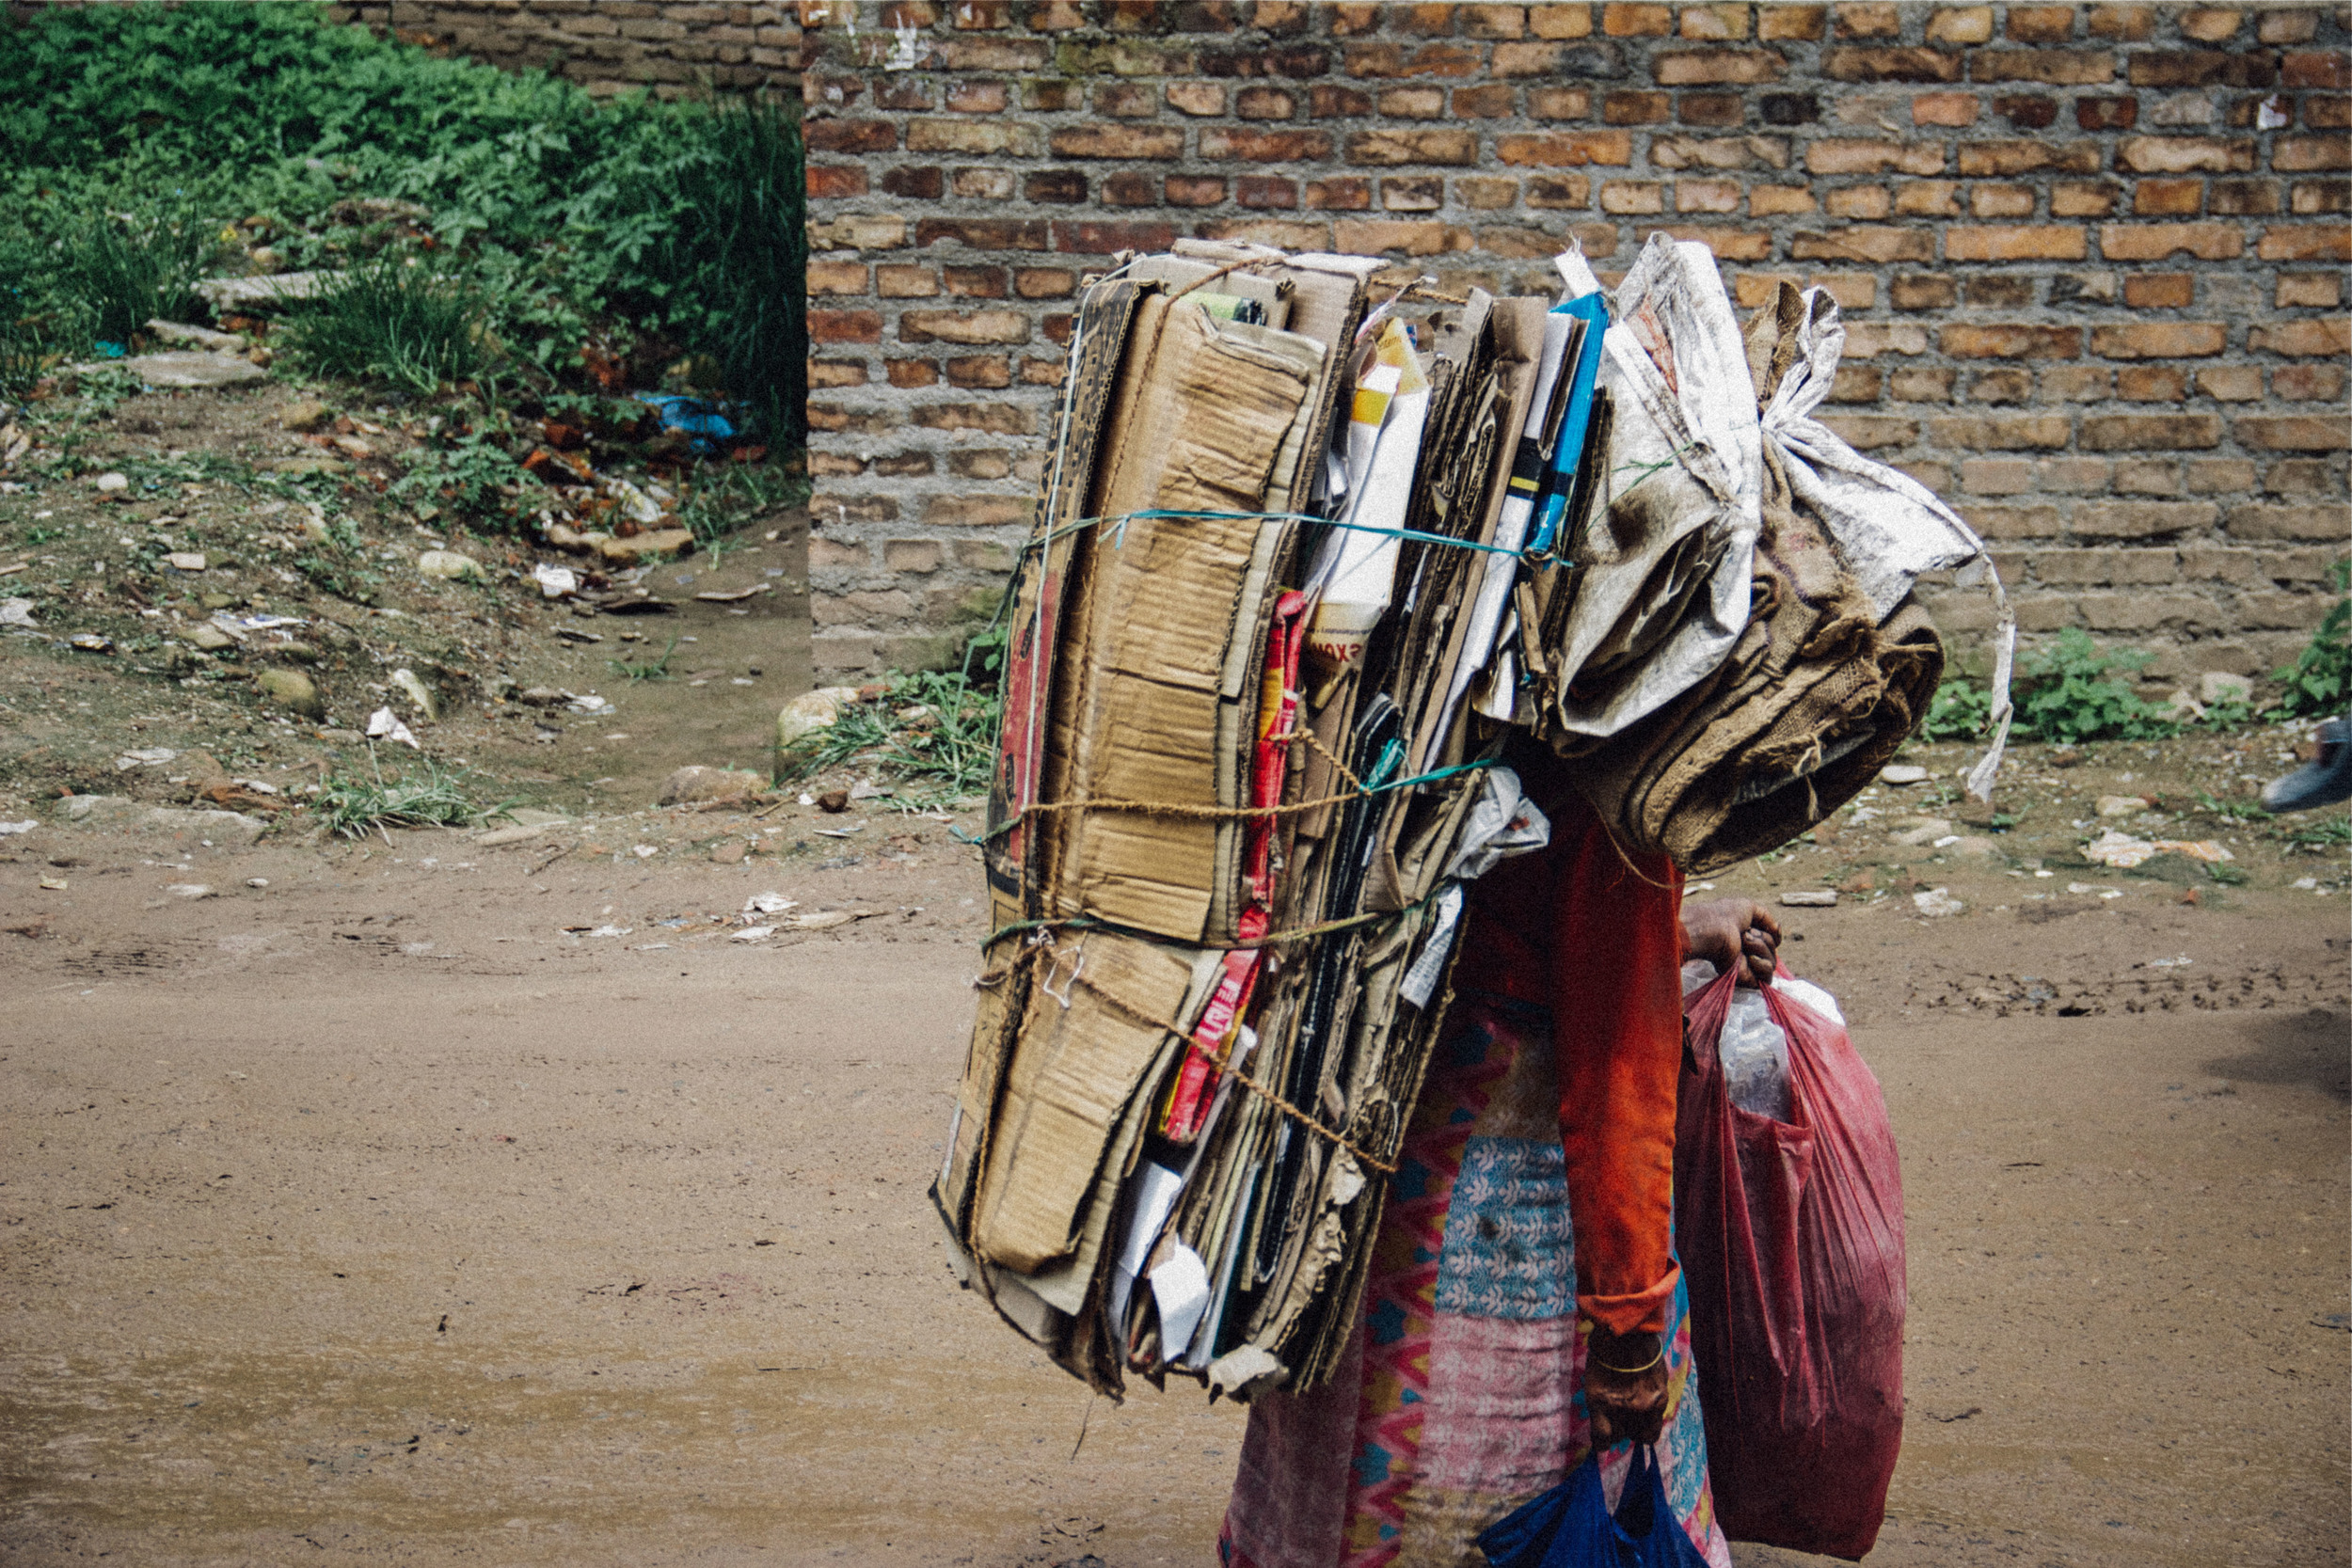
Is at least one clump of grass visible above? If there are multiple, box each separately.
[781,670,1000,798]
[317,754,502,838]
[63,204,218,345]
[608,636,676,683]
[2279,812,2352,850]
[278,251,494,394]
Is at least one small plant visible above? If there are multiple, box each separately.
[608,635,676,683]
[278,251,495,394]
[1919,675,1994,741]
[316,752,502,838]
[2197,791,2272,824]
[2278,812,2352,850]
[2015,629,2180,745]
[2199,697,2257,732]
[782,669,1001,798]
[60,203,219,347]
[2270,561,2350,721]
[389,413,541,531]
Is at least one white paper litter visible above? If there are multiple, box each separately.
[365,706,420,749]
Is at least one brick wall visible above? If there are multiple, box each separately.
[331,0,803,99]
[800,0,2350,686]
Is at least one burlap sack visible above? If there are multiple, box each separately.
[1563,284,1945,875]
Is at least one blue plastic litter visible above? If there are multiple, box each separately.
[1477,1449,1710,1568]
[636,393,736,456]
[92,341,126,359]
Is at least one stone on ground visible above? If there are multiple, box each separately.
[657,765,767,805]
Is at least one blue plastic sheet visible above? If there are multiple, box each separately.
[1478,1449,1711,1568]
[636,393,735,455]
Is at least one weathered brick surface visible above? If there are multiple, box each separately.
[332,2,802,99]
[802,1,2349,678]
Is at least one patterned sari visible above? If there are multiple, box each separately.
[1218,998,1731,1568]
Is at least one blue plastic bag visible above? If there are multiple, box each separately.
[636,393,736,455]
[1477,1449,1710,1568]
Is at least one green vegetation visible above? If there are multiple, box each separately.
[278,252,494,395]
[608,636,678,684]
[2279,812,2351,850]
[1920,675,1994,741]
[316,754,505,839]
[2270,561,2350,721]
[2013,629,2180,746]
[782,671,1004,799]
[0,3,804,452]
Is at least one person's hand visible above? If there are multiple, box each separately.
[1584,1324,1668,1448]
[1681,896,1781,988]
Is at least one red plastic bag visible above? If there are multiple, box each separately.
[1675,968,1906,1560]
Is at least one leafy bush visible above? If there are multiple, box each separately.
[2271,561,2350,720]
[1920,676,1994,741]
[2014,629,2179,745]
[781,672,1003,798]
[278,251,494,393]
[0,4,803,440]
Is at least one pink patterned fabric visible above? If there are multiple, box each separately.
[1220,1002,1730,1568]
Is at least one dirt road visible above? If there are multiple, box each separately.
[2,811,2345,1567]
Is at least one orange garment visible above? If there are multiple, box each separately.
[1451,743,1685,1338]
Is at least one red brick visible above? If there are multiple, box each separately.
[1679,91,1745,125]
[1304,176,1374,210]
[2100,222,2246,260]
[1494,41,1567,74]
[1167,174,1229,206]
[1496,131,1634,166]
[1638,223,1772,261]
[2051,181,2120,216]
[2209,180,2280,216]
[2276,364,2349,402]
[1925,6,1994,44]
[1958,140,2101,175]
[1203,127,1336,161]
[914,218,1051,249]
[1823,46,1963,83]
[1529,87,1595,119]
[1807,138,1946,175]
[808,360,869,389]
[1342,40,1483,77]
[1759,6,1826,41]
[2259,9,2321,43]
[1525,173,1594,208]
[2074,95,2137,131]
[2133,178,2203,216]
[1234,175,1297,209]
[1605,90,1672,124]
[2080,414,2224,450]
[2178,8,2242,41]
[2228,499,2352,538]
[807,164,868,199]
[1166,82,1227,116]
[1829,186,1893,218]
[2005,6,2074,41]
[807,260,869,295]
[1309,85,1375,118]
[2197,365,2265,401]
[1014,268,1078,299]
[1458,174,1521,208]
[1053,220,1179,253]
[1972,49,2116,86]
[2091,322,2228,358]
[1024,168,1088,204]
[2258,224,2352,260]
[804,119,896,153]
[808,309,883,344]
[1820,415,1917,450]
[1601,4,1671,37]
[1382,174,1446,211]
[1750,184,1817,214]
[1833,4,1900,37]
[2278,274,2344,307]
[1791,226,1937,261]
[2117,135,2256,174]
[881,166,945,200]
[898,309,1027,345]
[2128,50,2281,89]
[1092,82,1156,118]
[1913,90,1979,125]
[1379,87,1449,119]
[2284,51,2352,90]
[1600,179,1665,214]
[1462,5,1530,40]
[1677,178,1742,214]
[1679,3,1750,40]
[1655,48,1788,85]
[1192,218,1334,249]
[1050,123,1184,159]
[1454,85,1519,117]
[2251,319,2352,356]
[1941,324,2083,358]
[943,356,1011,389]
[1330,218,1474,255]
[2122,273,2193,309]
[2278,135,2352,172]
[946,80,1009,114]
[1531,4,1597,39]
[913,403,1032,435]
[1947,225,2089,261]
[1969,184,2034,218]
[1236,86,1298,119]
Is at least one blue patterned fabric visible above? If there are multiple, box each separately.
[1432,1134,1577,1320]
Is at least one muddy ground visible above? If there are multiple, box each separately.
[2,733,2345,1566]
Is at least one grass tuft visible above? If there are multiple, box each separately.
[278,252,494,394]
[317,755,504,838]
[780,670,1000,799]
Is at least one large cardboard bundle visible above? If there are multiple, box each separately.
[934,234,2008,1401]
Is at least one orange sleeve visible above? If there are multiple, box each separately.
[1548,793,1684,1338]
